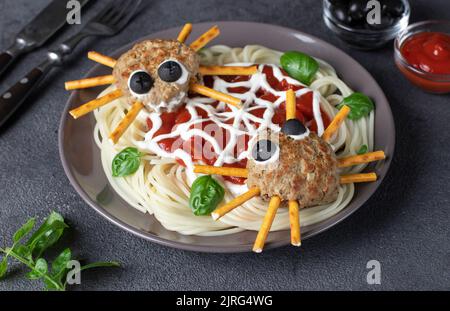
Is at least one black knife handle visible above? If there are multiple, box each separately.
[0,65,49,128]
[0,40,29,79]
[0,52,15,78]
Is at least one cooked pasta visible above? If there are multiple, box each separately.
[93,45,374,236]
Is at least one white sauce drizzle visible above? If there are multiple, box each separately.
[134,63,326,182]
[289,127,311,140]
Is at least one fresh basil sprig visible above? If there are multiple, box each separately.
[337,92,374,120]
[280,51,319,85]
[357,144,368,155]
[189,175,225,216]
[112,147,143,177]
[0,212,119,291]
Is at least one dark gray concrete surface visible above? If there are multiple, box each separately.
[0,0,449,291]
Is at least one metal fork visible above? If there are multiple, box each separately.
[0,0,142,128]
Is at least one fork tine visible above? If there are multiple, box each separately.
[98,6,117,24]
[108,1,133,25]
[91,1,116,23]
[113,0,142,29]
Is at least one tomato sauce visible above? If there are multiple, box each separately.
[146,65,331,184]
[401,32,450,74]
[398,32,450,93]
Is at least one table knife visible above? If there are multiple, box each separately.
[0,0,141,129]
[0,0,91,79]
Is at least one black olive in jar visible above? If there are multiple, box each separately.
[348,0,367,22]
[330,2,352,25]
[328,0,405,30]
[382,0,405,17]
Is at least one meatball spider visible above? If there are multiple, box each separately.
[194,90,386,252]
[65,24,258,144]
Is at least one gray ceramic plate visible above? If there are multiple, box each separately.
[59,21,395,253]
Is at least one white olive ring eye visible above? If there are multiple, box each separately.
[252,139,279,162]
[157,60,188,84]
[128,70,154,95]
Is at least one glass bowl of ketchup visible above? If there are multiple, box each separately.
[395,20,450,94]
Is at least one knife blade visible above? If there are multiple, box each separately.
[0,0,90,78]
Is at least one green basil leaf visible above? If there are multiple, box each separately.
[80,261,120,272]
[27,212,64,245]
[337,92,374,120]
[51,248,72,282]
[112,147,143,177]
[26,212,68,258]
[357,144,368,155]
[13,218,35,243]
[0,257,8,279]
[280,51,319,85]
[44,278,62,291]
[29,221,67,258]
[189,175,225,216]
[13,244,32,262]
[27,258,48,280]
[44,277,64,291]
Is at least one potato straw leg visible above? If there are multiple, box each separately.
[322,105,351,142]
[177,23,193,43]
[212,187,260,221]
[340,173,377,184]
[190,84,241,108]
[286,89,296,121]
[87,51,117,68]
[65,75,115,90]
[69,89,123,119]
[289,200,301,246]
[109,102,144,144]
[199,65,258,76]
[190,25,220,51]
[194,165,248,178]
[253,196,282,253]
[338,151,386,168]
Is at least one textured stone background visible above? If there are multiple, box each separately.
[0,0,449,290]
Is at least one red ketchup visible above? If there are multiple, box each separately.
[146,65,331,184]
[398,32,450,93]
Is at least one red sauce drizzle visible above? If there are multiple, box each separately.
[146,65,331,184]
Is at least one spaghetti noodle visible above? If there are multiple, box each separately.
[93,45,374,236]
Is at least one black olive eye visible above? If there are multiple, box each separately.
[281,119,307,136]
[129,71,154,94]
[252,139,278,162]
[158,60,183,82]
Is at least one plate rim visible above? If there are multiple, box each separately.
[58,21,395,253]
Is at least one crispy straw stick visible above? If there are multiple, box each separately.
[194,165,248,178]
[109,101,144,144]
[286,89,296,120]
[340,173,377,184]
[69,89,123,119]
[190,25,220,51]
[289,200,301,247]
[253,195,282,253]
[87,51,117,68]
[338,151,386,168]
[65,75,115,90]
[177,23,193,43]
[212,187,260,221]
[322,105,351,142]
[199,65,258,76]
[190,84,241,108]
